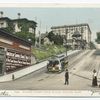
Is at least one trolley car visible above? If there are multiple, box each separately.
[47,54,68,72]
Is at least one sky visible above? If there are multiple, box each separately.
[0,7,100,42]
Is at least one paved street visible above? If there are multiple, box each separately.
[0,50,100,90]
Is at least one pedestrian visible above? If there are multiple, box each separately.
[64,69,69,85]
[92,69,98,87]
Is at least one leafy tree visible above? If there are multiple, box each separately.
[53,35,63,45]
[17,19,35,32]
[95,32,100,44]
[47,31,63,45]
[47,31,55,42]
[15,31,35,45]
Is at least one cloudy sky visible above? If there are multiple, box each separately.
[0,7,100,42]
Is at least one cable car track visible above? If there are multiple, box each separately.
[67,50,91,70]
[36,50,93,82]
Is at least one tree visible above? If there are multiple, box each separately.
[47,31,63,45]
[53,35,63,45]
[15,31,35,44]
[47,31,55,42]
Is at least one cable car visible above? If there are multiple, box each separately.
[47,54,68,72]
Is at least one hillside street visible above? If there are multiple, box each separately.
[0,50,100,90]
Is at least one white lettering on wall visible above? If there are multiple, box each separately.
[0,38,13,45]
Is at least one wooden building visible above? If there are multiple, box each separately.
[0,29,32,75]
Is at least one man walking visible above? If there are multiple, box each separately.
[92,69,98,87]
[64,69,69,85]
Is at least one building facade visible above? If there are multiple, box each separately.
[0,29,34,75]
[0,17,9,28]
[12,18,37,34]
[51,23,92,49]
[0,17,37,34]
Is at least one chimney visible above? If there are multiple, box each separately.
[0,11,3,18]
[18,13,21,19]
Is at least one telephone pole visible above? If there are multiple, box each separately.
[65,29,68,57]
[39,20,41,48]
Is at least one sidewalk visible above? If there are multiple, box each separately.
[0,50,81,82]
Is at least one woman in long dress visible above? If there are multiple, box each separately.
[92,69,98,86]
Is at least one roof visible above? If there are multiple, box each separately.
[51,23,92,34]
[12,18,37,24]
[0,17,11,21]
[0,29,32,46]
[0,17,37,25]
[51,23,89,28]
[55,54,65,58]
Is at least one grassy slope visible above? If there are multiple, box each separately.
[32,45,66,60]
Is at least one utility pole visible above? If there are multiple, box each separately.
[39,31,41,48]
[65,28,69,69]
[34,17,37,47]
[39,20,41,48]
[65,29,68,57]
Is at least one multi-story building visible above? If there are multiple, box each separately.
[12,18,37,34]
[51,23,92,49]
[0,17,13,30]
[0,17,37,35]
[0,29,36,75]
